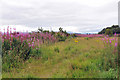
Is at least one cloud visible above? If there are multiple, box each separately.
[0,0,119,33]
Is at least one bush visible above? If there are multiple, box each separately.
[56,32,67,41]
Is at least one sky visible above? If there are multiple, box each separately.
[0,0,119,33]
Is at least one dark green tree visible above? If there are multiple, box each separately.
[105,29,113,36]
[59,27,63,33]
[98,25,119,34]
[38,27,43,32]
[51,30,55,35]
[43,30,49,33]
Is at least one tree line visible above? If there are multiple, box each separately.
[98,25,119,35]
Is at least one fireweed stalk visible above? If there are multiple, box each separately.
[1,26,59,70]
[102,33,118,71]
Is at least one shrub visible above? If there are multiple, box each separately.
[56,32,67,41]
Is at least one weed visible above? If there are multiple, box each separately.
[84,37,89,40]
[54,47,59,53]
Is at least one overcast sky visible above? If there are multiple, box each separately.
[0,0,119,33]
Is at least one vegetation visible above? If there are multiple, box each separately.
[105,29,113,36]
[0,26,119,78]
[98,25,119,34]
[2,36,118,78]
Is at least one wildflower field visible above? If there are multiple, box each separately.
[0,26,120,78]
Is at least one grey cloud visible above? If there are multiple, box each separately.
[0,0,119,33]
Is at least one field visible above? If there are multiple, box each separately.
[0,27,119,78]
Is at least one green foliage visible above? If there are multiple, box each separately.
[2,38,31,72]
[37,27,70,41]
[40,48,54,61]
[52,74,65,78]
[99,68,117,78]
[59,36,67,41]
[2,37,118,78]
[84,37,89,40]
[51,30,55,35]
[24,74,38,78]
[43,30,49,33]
[59,27,63,33]
[30,48,42,58]
[2,53,21,72]
[71,69,85,78]
[105,29,113,36]
[64,46,73,51]
[54,47,59,53]
[38,27,43,32]
[3,39,10,51]
[56,32,67,41]
[98,25,119,34]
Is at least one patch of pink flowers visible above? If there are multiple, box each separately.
[0,26,57,49]
[101,33,118,54]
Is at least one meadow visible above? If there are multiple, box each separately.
[0,26,119,78]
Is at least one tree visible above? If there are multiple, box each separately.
[59,27,63,33]
[51,30,55,35]
[43,30,49,33]
[98,25,119,34]
[112,25,119,28]
[38,27,43,32]
[105,29,113,36]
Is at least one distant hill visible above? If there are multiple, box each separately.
[98,25,120,34]
[67,31,74,34]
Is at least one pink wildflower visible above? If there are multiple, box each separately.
[115,43,117,47]
[114,33,116,36]
[106,41,108,43]
[13,28,16,30]
[10,48,12,50]
[109,40,111,44]
[29,45,31,47]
